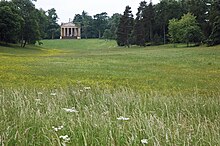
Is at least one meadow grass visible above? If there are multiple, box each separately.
[0,39,220,145]
[0,39,219,94]
[0,87,219,145]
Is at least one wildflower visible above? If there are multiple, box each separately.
[37,92,43,95]
[63,107,79,113]
[117,116,130,121]
[52,125,64,131]
[79,90,83,92]
[50,92,57,96]
[141,139,148,144]
[59,135,70,142]
[84,87,91,90]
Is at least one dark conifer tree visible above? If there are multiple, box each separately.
[116,6,134,47]
[209,0,220,45]
[134,1,147,46]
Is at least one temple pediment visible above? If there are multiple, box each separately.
[61,22,79,28]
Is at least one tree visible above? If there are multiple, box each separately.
[133,1,147,46]
[169,13,203,46]
[117,6,134,47]
[73,11,94,39]
[0,1,22,43]
[185,0,211,38]
[208,0,220,45]
[47,8,59,39]
[12,0,41,47]
[155,0,183,44]
[168,18,180,44]
[209,16,220,45]
[36,8,48,39]
[93,12,109,38]
[104,13,121,39]
[103,29,111,40]
[144,2,155,42]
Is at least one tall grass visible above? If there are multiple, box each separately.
[1,87,219,145]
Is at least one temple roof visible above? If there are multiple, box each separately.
[61,22,80,28]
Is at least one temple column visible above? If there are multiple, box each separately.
[67,28,69,36]
[78,28,81,37]
[60,27,62,38]
[64,28,66,37]
[74,28,77,36]
[71,28,73,37]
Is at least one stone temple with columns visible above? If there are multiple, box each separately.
[60,22,81,39]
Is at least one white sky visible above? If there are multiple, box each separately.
[34,0,159,24]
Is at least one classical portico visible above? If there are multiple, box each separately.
[60,22,81,39]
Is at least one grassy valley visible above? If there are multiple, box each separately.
[0,39,220,145]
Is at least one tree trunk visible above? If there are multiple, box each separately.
[52,32,54,39]
[98,30,101,39]
[21,35,24,47]
[22,40,27,47]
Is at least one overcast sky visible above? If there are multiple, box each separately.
[34,0,159,24]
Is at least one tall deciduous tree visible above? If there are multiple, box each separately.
[93,12,109,38]
[117,6,134,47]
[47,8,59,39]
[155,0,183,44]
[169,13,203,46]
[0,0,23,43]
[104,13,121,40]
[12,0,40,47]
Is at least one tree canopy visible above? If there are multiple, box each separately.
[169,13,203,46]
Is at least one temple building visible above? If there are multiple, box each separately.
[60,22,81,39]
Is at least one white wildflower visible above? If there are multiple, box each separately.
[84,87,91,90]
[52,125,64,131]
[63,107,79,113]
[52,126,58,131]
[79,90,83,92]
[50,92,57,96]
[141,139,148,144]
[59,135,70,142]
[117,116,130,121]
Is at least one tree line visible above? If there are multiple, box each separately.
[116,0,220,47]
[0,0,59,47]
[0,0,220,47]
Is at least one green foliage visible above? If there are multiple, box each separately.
[105,13,122,39]
[169,13,203,46]
[0,1,22,43]
[209,16,220,45]
[133,1,147,46]
[208,0,220,46]
[46,8,60,39]
[103,29,111,40]
[117,6,134,47]
[73,11,94,39]
[93,12,109,38]
[154,0,184,44]
[168,19,180,44]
